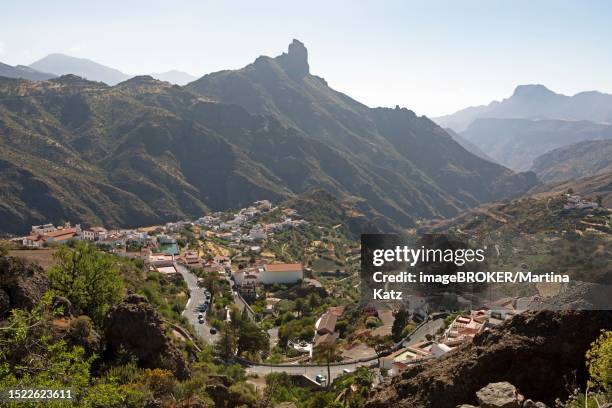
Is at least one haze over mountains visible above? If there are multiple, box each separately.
[461,118,612,171]
[0,40,537,234]
[434,85,612,179]
[0,61,55,81]
[1,53,198,86]
[435,84,612,133]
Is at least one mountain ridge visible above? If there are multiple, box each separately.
[0,41,538,234]
[434,84,612,132]
[531,139,612,183]
[460,117,612,171]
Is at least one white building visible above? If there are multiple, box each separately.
[259,263,303,285]
[31,223,56,235]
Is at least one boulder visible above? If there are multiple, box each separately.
[476,382,521,408]
[104,294,189,380]
[523,399,548,408]
[0,256,48,315]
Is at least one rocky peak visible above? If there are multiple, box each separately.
[511,84,559,100]
[277,39,309,79]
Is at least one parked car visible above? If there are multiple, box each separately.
[315,374,327,384]
[209,328,217,335]
[198,318,204,324]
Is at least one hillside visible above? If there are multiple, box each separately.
[460,117,612,171]
[0,41,537,235]
[531,139,612,183]
[528,172,612,208]
[0,61,55,81]
[434,84,612,132]
[366,310,612,408]
[444,127,495,162]
[186,40,536,219]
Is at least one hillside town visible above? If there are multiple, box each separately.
[9,193,601,388]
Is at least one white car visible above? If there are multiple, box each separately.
[315,374,327,384]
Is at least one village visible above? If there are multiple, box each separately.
[8,191,610,386]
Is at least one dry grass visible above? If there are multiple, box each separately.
[8,249,58,270]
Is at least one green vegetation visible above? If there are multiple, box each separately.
[49,241,123,325]
[557,330,611,408]
[138,272,188,322]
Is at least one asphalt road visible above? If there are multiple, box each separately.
[246,360,377,385]
[176,264,444,384]
[175,263,217,343]
[404,317,445,345]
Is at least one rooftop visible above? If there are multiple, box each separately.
[264,263,303,272]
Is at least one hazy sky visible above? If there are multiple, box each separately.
[2,0,611,116]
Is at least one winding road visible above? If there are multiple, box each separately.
[175,263,216,343]
[175,261,443,383]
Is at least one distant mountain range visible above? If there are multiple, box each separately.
[531,139,612,183]
[435,84,612,132]
[1,54,197,86]
[434,85,612,178]
[460,118,612,171]
[0,62,55,81]
[0,40,536,234]
[29,54,131,85]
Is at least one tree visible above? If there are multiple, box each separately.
[0,241,8,257]
[236,319,270,357]
[295,298,305,318]
[214,323,236,361]
[49,241,123,325]
[308,293,319,310]
[596,195,604,207]
[586,330,611,390]
[391,309,409,342]
[312,340,339,389]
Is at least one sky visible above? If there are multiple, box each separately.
[1,0,611,117]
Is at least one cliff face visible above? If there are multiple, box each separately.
[366,310,612,408]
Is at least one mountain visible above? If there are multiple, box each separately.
[444,127,495,162]
[0,62,55,81]
[460,118,612,171]
[531,140,612,183]
[186,40,536,220]
[150,70,197,85]
[30,54,131,85]
[0,41,537,235]
[434,84,612,132]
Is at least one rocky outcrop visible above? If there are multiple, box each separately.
[277,39,309,79]
[103,294,190,380]
[475,382,524,408]
[456,382,549,408]
[366,310,612,408]
[0,256,48,316]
